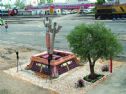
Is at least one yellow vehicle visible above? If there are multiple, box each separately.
[95,3,126,19]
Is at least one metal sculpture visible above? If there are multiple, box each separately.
[43,17,62,78]
[25,17,79,79]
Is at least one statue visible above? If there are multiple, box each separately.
[43,17,62,78]
[43,17,62,55]
[43,17,52,32]
[50,22,62,54]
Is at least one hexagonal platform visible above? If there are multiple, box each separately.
[26,50,80,77]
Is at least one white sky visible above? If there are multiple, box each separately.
[54,0,96,3]
[54,0,66,3]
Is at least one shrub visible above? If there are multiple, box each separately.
[101,65,109,72]
[77,79,85,87]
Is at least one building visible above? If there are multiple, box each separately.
[24,0,40,6]
[0,0,125,7]
[54,0,96,4]
[55,0,126,4]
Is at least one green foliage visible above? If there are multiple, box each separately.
[91,7,96,14]
[47,0,53,3]
[4,4,11,9]
[0,3,3,6]
[96,0,106,4]
[15,0,25,9]
[67,23,122,61]
[39,0,46,4]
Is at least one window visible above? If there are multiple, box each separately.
[36,63,41,67]
[67,61,72,65]
[61,63,67,67]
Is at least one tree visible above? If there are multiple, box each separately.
[67,23,122,79]
[39,0,46,4]
[0,2,3,6]
[4,4,11,9]
[96,0,106,4]
[15,0,25,9]
[47,0,53,3]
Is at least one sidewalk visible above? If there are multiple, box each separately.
[4,60,123,94]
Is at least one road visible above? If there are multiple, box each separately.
[0,14,126,55]
[104,20,126,56]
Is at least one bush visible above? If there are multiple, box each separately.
[78,79,85,87]
[101,65,109,72]
[75,79,85,88]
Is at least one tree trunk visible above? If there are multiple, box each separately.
[87,55,97,79]
[89,62,96,79]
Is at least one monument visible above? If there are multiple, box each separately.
[26,17,79,78]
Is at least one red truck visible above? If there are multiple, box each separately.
[0,9,18,16]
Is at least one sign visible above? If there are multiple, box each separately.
[50,5,54,15]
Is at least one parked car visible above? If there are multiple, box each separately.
[61,10,70,15]
[0,9,18,16]
[70,10,78,14]
[83,6,95,13]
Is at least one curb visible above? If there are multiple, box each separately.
[85,73,112,93]
[2,15,61,19]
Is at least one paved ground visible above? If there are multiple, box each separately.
[4,61,108,94]
[4,58,125,94]
[87,64,126,94]
[1,14,126,55]
[0,14,126,94]
[0,71,57,94]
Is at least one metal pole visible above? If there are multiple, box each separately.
[16,51,19,72]
[110,57,112,73]
[48,54,52,80]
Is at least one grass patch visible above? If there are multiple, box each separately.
[84,74,104,83]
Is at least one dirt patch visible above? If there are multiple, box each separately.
[0,45,40,70]
[0,45,58,94]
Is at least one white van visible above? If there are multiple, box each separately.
[83,6,95,13]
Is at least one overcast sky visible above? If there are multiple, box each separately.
[54,0,96,3]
